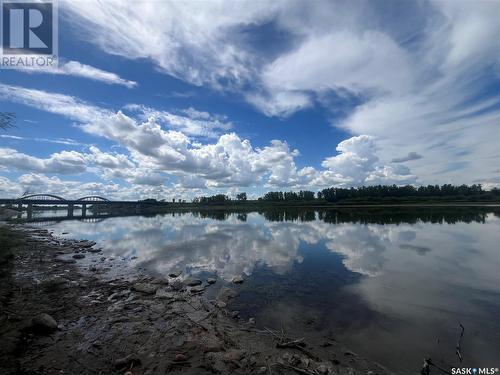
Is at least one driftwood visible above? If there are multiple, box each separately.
[274,361,316,375]
[455,323,465,363]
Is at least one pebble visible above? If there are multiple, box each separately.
[183,277,202,287]
[190,285,205,293]
[31,313,58,333]
[131,283,158,294]
[169,270,182,278]
[114,354,141,369]
[72,254,85,259]
[317,364,328,374]
[174,353,187,362]
[257,367,268,374]
[232,276,244,284]
[207,277,217,284]
[217,287,238,303]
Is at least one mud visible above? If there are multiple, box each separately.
[0,225,394,375]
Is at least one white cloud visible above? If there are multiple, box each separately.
[59,0,500,187]
[0,81,417,194]
[0,83,110,122]
[20,60,137,88]
[0,148,87,174]
[126,104,232,138]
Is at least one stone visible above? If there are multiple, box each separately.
[317,364,328,374]
[190,285,205,293]
[72,254,85,259]
[169,270,182,278]
[223,349,245,363]
[232,276,244,284]
[114,354,141,369]
[183,277,202,287]
[31,313,58,333]
[174,353,188,362]
[155,288,176,299]
[207,277,217,284]
[248,317,255,324]
[151,277,169,285]
[131,283,158,294]
[217,287,238,303]
[257,367,268,374]
[199,335,224,353]
[215,301,226,308]
[88,248,102,253]
[231,311,239,318]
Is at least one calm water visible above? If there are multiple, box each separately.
[30,207,500,373]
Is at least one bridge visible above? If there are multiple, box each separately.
[0,194,167,219]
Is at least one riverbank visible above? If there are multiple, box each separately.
[0,224,393,375]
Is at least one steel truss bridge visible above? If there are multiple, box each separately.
[0,194,166,219]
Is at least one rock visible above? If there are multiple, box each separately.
[155,288,176,299]
[170,280,185,291]
[248,317,255,324]
[31,313,58,333]
[207,277,217,285]
[344,350,356,356]
[217,287,238,303]
[186,310,210,323]
[131,283,158,294]
[114,354,141,369]
[88,248,102,253]
[257,367,268,374]
[174,353,188,362]
[169,270,182,278]
[151,277,169,285]
[100,257,106,261]
[215,301,226,308]
[199,335,224,353]
[232,276,244,284]
[223,349,245,363]
[231,311,239,318]
[183,277,202,287]
[72,254,85,259]
[317,364,329,374]
[80,241,96,248]
[190,285,205,293]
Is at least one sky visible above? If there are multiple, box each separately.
[0,0,499,200]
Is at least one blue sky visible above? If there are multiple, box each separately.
[0,0,499,200]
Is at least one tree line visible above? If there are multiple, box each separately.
[191,184,499,204]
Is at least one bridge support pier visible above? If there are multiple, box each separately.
[68,203,74,217]
[27,203,33,219]
[82,203,87,217]
[17,203,22,211]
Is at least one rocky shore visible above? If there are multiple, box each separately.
[0,225,393,375]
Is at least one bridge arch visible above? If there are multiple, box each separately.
[19,194,66,201]
[76,196,110,202]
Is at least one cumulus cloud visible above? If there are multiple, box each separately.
[0,80,417,195]
[125,104,232,139]
[0,148,87,174]
[20,60,137,88]
[59,0,500,187]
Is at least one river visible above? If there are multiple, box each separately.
[22,207,500,373]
